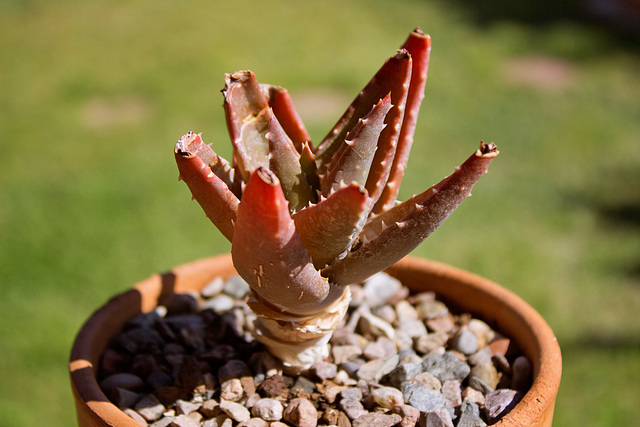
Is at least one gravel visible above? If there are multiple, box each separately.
[98,273,530,426]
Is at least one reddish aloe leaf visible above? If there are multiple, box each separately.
[292,184,369,269]
[266,84,312,153]
[174,132,239,242]
[373,28,432,214]
[223,71,271,182]
[315,50,412,179]
[231,167,339,316]
[322,95,393,197]
[359,178,445,244]
[266,114,315,212]
[363,50,412,207]
[322,142,499,285]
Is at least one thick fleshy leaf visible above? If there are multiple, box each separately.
[265,84,312,153]
[174,132,239,242]
[322,95,393,196]
[231,167,342,316]
[322,142,499,285]
[315,50,412,181]
[266,114,315,212]
[373,28,432,214]
[292,184,369,269]
[223,71,271,182]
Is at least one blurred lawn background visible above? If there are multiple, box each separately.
[1,0,639,425]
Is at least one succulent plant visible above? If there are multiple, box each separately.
[174,28,498,368]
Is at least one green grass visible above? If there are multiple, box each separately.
[1,0,639,425]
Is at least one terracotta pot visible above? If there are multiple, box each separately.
[69,254,561,426]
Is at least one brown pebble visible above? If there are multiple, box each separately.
[337,410,352,427]
[237,418,269,427]
[322,407,339,425]
[199,399,220,418]
[352,412,402,427]
[488,338,510,357]
[461,387,485,406]
[392,404,420,427]
[170,414,200,427]
[283,398,318,427]
[257,374,290,398]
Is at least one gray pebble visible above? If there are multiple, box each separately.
[201,277,225,298]
[362,272,403,307]
[397,319,428,339]
[468,376,494,395]
[332,345,363,364]
[291,376,316,396]
[223,276,250,300]
[201,294,236,312]
[422,352,471,382]
[384,362,423,388]
[484,389,521,424]
[451,329,478,355]
[357,354,399,382]
[312,361,338,380]
[457,398,487,427]
[340,387,363,401]
[401,382,445,412]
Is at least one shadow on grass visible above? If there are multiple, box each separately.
[450,0,640,49]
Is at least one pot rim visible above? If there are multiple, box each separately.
[70,254,561,427]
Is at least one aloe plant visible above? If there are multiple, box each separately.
[174,28,498,368]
